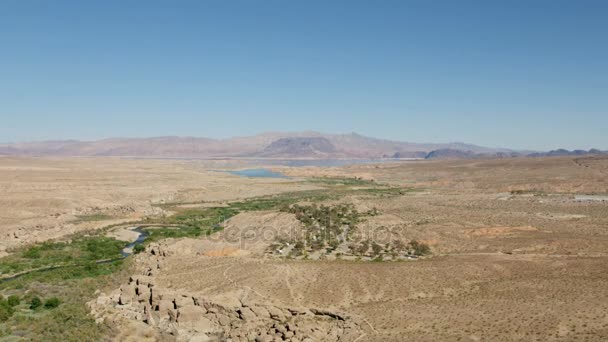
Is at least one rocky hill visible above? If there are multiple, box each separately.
[255,137,338,157]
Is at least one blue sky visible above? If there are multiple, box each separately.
[1,0,606,150]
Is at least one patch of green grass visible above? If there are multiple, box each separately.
[6,295,19,307]
[143,225,203,242]
[0,297,15,322]
[351,186,413,196]
[0,234,134,341]
[74,213,113,223]
[145,191,337,242]
[0,237,125,275]
[307,177,377,186]
[133,244,145,254]
[0,260,132,341]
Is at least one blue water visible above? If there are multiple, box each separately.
[228,169,287,178]
[120,227,150,257]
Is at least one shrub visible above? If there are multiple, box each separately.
[371,242,383,256]
[0,300,14,322]
[133,244,145,254]
[7,295,20,307]
[410,240,431,256]
[44,297,61,309]
[30,296,43,310]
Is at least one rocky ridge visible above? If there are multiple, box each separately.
[88,242,365,342]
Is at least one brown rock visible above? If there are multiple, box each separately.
[177,305,207,323]
[266,306,285,321]
[237,307,258,321]
[250,306,271,318]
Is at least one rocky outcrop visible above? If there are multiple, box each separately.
[89,243,364,341]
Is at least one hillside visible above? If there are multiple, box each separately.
[255,137,338,158]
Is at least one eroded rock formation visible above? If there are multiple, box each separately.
[89,243,364,341]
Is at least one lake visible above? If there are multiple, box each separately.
[227,168,288,178]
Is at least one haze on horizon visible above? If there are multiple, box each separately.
[1,0,606,150]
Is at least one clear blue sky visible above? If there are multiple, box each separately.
[1,0,606,150]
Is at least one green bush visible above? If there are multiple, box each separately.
[0,301,14,322]
[44,297,61,309]
[7,295,20,307]
[133,244,145,254]
[30,296,43,310]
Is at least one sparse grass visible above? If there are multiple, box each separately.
[74,213,113,223]
[307,176,377,186]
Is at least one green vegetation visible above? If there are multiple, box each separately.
[0,236,125,275]
[307,176,376,186]
[273,203,365,258]
[29,297,42,310]
[133,243,145,254]
[144,189,344,242]
[0,252,131,340]
[0,235,129,340]
[44,297,61,309]
[281,203,361,251]
[0,175,418,339]
[7,295,19,307]
[74,213,113,223]
[349,239,431,258]
[0,296,15,322]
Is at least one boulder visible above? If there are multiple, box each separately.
[177,305,207,323]
[250,306,271,318]
[237,307,258,321]
[266,306,285,321]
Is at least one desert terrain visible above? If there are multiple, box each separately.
[1,155,608,341]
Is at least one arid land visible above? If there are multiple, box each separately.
[1,155,608,341]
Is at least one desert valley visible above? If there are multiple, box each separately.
[1,151,607,341]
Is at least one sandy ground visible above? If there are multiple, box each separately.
[106,226,141,242]
[0,156,318,254]
[3,155,608,340]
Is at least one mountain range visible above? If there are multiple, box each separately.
[0,132,604,159]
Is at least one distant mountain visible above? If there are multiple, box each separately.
[527,149,607,158]
[391,151,428,159]
[0,132,516,159]
[422,148,607,160]
[256,137,337,157]
[424,149,476,160]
